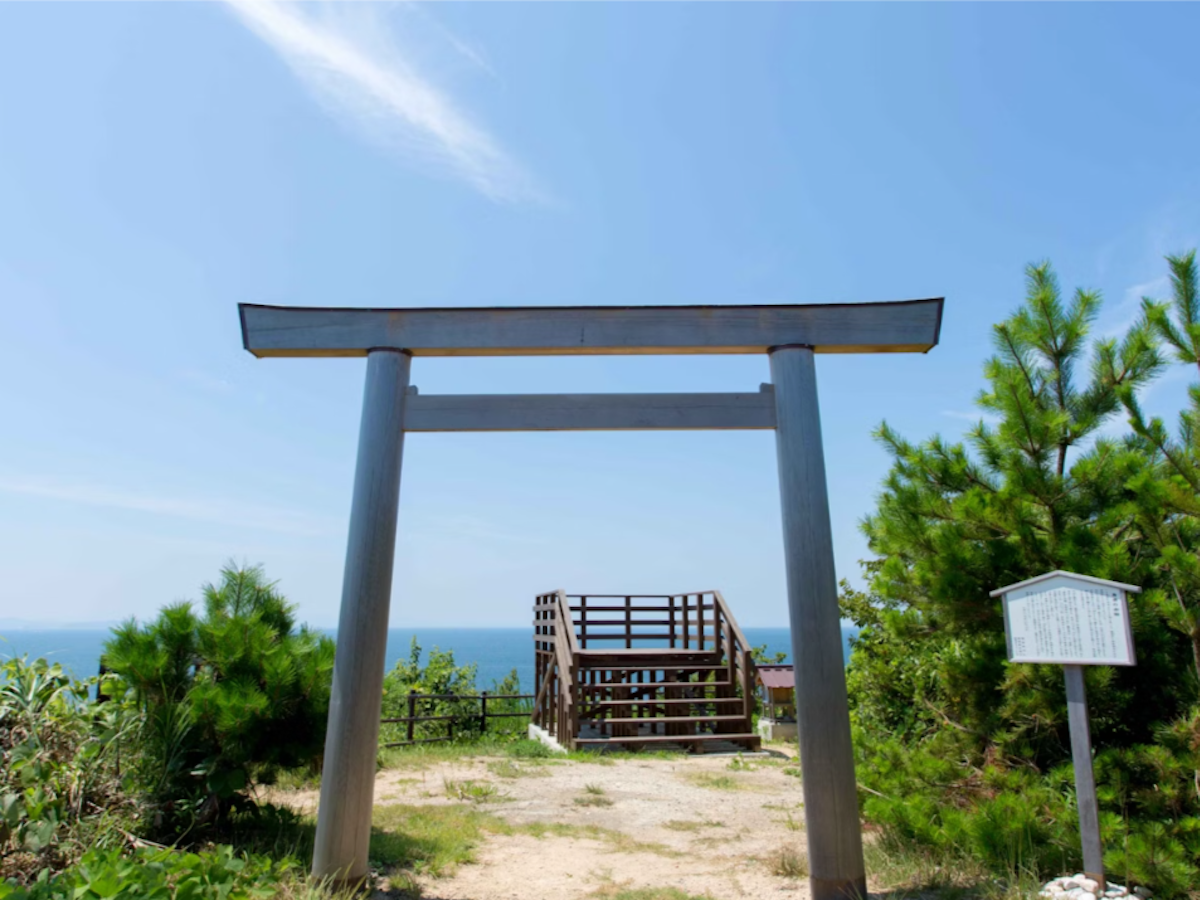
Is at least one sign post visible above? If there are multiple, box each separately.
[990,571,1139,891]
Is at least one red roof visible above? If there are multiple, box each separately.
[757,665,794,690]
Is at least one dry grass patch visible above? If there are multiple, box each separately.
[575,795,614,808]
[777,811,804,832]
[766,844,809,878]
[588,881,716,900]
[516,821,679,858]
[684,772,744,791]
[487,759,550,779]
[661,818,724,832]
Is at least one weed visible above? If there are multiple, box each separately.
[442,778,505,803]
[504,739,558,759]
[574,795,615,808]
[487,759,549,780]
[588,882,716,900]
[726,753,755,772]
[370,803,507,877]
[760,801,802,812]
[686,772,743,791]
[516,821,678,857]
[584,782,606,795]
[767,845,809,878]
[662,819,724,832]
[781,812,804,832]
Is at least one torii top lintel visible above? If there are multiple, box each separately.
[239,298,944,358]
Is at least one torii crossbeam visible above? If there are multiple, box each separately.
[239,298,944,900]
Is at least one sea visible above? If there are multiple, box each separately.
[0,626,858,692]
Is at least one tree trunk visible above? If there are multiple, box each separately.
[1190,627,1200,687]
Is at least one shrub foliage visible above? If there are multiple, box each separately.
[102,563,335,835]
[845,254,1200,897]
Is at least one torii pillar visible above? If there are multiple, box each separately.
[238,298,944,899]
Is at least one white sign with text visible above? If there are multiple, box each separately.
[996,572,1136,667]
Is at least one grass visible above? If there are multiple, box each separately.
[760,801,802,812]
[377,737,558,771]
[588,883,716,900]
[574,794,615,807]
[486,759,551,779]
[442,778,506,803]
[780,812,803,832]
[781,765,802,779]
[272,766,322,792]
[862,838,1048,900]
[767,845,809,878]
[684,772,743,791]
[370,803,507,880]
[575,782,615,807]
[516,821,679,858]
[726,754,756,772]
[662,819,724,832]
[565,748,688,764]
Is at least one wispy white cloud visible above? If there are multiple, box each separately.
[403,3,497,79]
[222,0,533,202]
[1096,274,1171,340]
[0,476,336,537]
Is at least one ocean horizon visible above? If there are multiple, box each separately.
[0,625,858,692]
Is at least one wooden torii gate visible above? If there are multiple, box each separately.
[238,298,944,900]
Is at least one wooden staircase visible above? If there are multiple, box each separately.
[532,591,761,752]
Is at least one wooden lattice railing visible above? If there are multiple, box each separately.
[532,590,756,750]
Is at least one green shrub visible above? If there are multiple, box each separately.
[845,253,1200,898]
[379,639,528,746]
[102,563,334,836]
[0,656,137,879]
[0,845,309,900]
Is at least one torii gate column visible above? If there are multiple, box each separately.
[769,345,867,900]
[312,349,412,884]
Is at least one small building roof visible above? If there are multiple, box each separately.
[988,570,1141,598]
[757,665,794,690]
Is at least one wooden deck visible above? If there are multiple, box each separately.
[532,591,760,752]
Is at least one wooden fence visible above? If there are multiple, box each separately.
[380,691,534,747]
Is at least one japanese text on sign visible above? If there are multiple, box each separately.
[1003,576,1135,666]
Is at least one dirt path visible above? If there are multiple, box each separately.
[279,748,837,900]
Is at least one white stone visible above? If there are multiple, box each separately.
[1079,892,1097,900]
[1080,879,1100,893]
[1063,882,1081,892]
[1134,888,1153,899]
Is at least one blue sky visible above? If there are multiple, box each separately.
[2,2,1198,629]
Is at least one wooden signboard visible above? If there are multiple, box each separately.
[991,571,1140,892]
[999,571,1136,667]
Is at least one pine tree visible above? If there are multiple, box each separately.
[104,563,335,832]
[1122,251,1200,683]
[843,256,1200,895]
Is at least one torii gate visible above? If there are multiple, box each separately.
[239,298,944,900]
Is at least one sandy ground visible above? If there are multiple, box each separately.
[275,747,862,900]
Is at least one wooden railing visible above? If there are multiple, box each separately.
[533,590,756,748]
[381,691,533,747]
[533,590,579,746]
[712,590,756,728]
[565,592,727,651]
